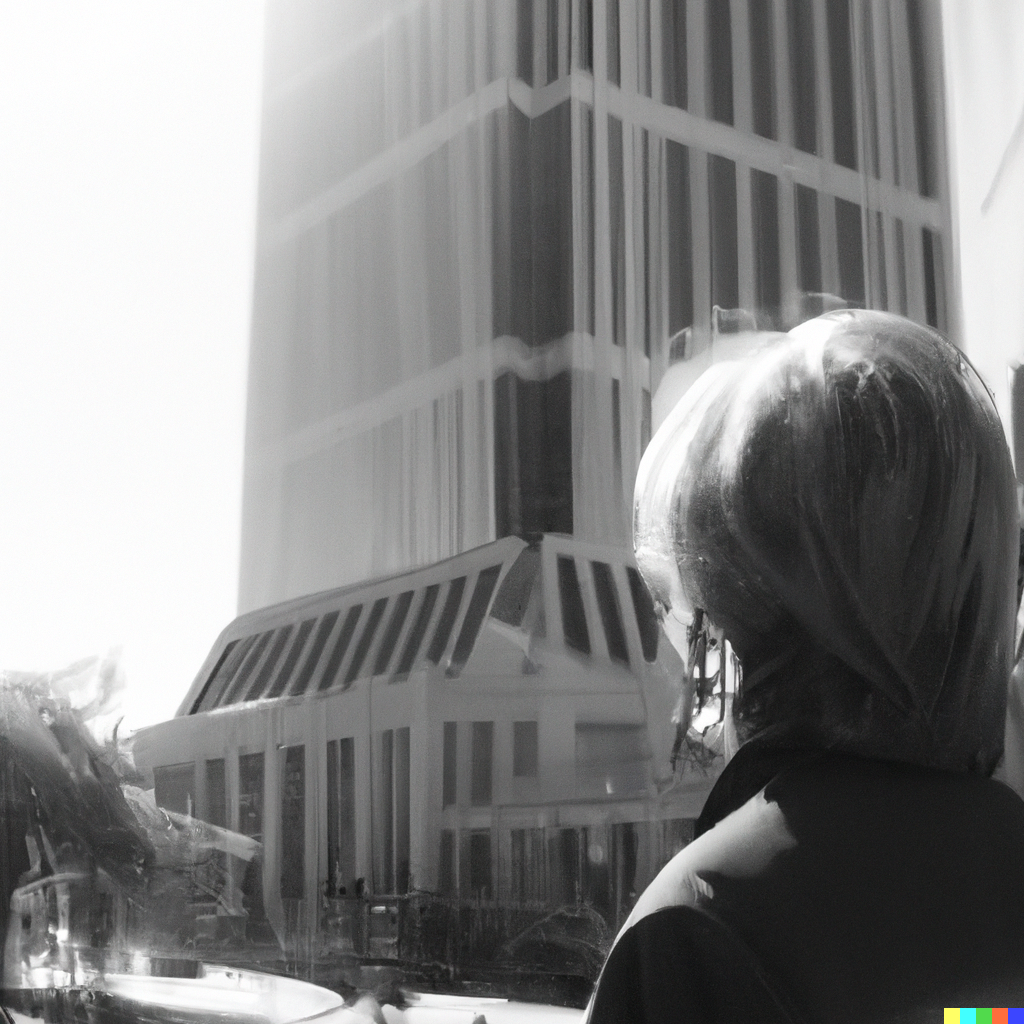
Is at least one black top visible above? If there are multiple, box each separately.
[587,746,1024,1023]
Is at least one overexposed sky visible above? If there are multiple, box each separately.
[0,3,264,731]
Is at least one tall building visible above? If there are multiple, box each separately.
[239,0,955,613]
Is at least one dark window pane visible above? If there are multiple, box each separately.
[396,584,440,676]
[547,0,559,83]
[749,0,775,138]
[787,0,817,154]
[244,625,294,701]
[610,115,626,346]
[795,184,822,295]
[627,566,659,661]
[344,597,389,685]
[319,605,362,691]
[513,721,539,778]
[428,577,466,663]
[906,0,935,197]
[592,561,629,665]
[494,372,574,537]
[827,0,856,169]
[439,830,456,896]
[327,737,356,896]
[576,723,649,797]
[558,555,591,655]
[154,762,194,817]
[443,721,457,808]
[578,0,593,71]
[709,155,739,310]
[607,0,620,85]
[395,727,411,894]
[611,380,622,491]
[662,0,687,109]
[835,197,865,307]
[874,211,888,310]
[289,610,339,695]
[922,227,945,331]
[266,617,315,699]
[380,729,394,890]
[666,141,693,341]
[205,758,226,828]
[448,565,502,676]
[191,638,243,714]
[490,548,541,628]
[221,631,272,705]
[239,752,264,840]
[471,721,494,806]
[467,830,492,899]
[752,169,781,324]
[375,590,414,676]
[280,745,304,899]
[516,0,533,84]
[706,0,733,125]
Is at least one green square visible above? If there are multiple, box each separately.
[977,1010,993,1024]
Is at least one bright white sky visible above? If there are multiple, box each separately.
[0,3,264,731]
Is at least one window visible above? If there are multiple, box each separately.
[576,723,649,798]
[611,380,622,497]
[511,828,546,902]
[922,227,946,332]
[221,631,272,705]
[448,565,502,676]
[609,115,626,346]
[245,625,293,701]
[280,745,304,899]
[471,721,494,806]
[396,585,439,676]
[319,605,362,691]
[344,597,388,685]
[191,636,251,714]
[380,729,394,891]
[289,610,339,695]
[749,0,775,139]
[205,758,226,828]
[153,762,194,817]
[238,752,264,840]
[516,0,532,84]
[827,0,856,169]
[752,169,781,324]
[438,830,456,895]
[666,141,693,340]
[443,721,457,807]
[266,617,315,699]
[795,184,822,295]
[395,727,411,894]
[906,0,935,197]
[513,721,539,778]
[607,0,620,86]
[835,197,865,308]
[466,830,493,899]
[662,0,687,110]
[706,0,733,125]
[375,590,414,675]
[709,155,739,311]
[558,556,590,655]
[592,561,629,666]
[627,566,659,661]
[326,738,356,896]
[428,578,466,663]
[787,0,817,154]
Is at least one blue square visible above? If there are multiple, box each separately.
[1007,1008,1024,1023]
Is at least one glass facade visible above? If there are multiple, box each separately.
[241,0,953,612]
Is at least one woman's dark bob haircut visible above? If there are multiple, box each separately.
[635,310,1019,775]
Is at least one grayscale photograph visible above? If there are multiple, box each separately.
[2,2,1023,1021]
